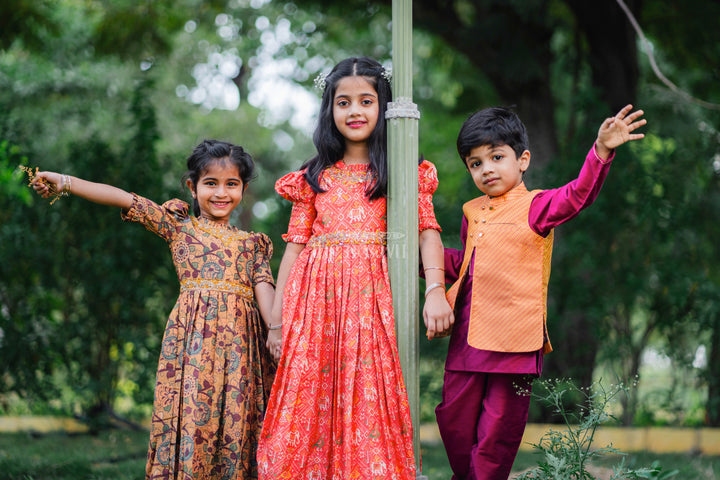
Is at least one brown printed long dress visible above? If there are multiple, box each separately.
[121,194,276,480]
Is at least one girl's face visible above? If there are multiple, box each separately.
[465,144,531,197]
[332,75,379,154]
[187,159,245,224]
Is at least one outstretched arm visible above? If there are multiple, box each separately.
[419,228,454,340]
[32,172,134,209]
[595,104,647,160]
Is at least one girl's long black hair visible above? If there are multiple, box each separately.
[183,139,255,217]
[303,56,392,200]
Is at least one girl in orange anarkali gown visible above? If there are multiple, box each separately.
[257,57,453,480]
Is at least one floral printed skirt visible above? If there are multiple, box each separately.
[146,290,275,480]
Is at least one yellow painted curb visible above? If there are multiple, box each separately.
[420,422,720,455]
[0,416,89,434]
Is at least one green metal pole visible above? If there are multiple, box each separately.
[387,0,426,478]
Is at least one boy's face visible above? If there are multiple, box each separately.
[464,144,530,197]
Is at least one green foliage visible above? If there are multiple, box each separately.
[418,352,446,422]
[0,140,33,206]
[0,0,59,51]
[518,378,679,480]
[0,75,177,422]
[0,0,298,421]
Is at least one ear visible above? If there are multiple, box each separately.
[186,178,196,198]
[519,150,531,172]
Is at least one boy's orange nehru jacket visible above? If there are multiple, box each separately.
[445,183,554,354]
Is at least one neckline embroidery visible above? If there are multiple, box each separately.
[193,217,250,244]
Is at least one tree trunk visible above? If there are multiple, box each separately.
[413,0,558,169]
[564,0,641,113]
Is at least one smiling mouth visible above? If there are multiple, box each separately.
[347,121,366,128]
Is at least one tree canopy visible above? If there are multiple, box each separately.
[1,0,719,427]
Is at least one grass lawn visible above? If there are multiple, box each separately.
[1,429,719,479]
[421,443,563,478]
[423,442,720,479]
[0,430,148,480]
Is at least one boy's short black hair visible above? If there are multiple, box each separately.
[456,107,529,163]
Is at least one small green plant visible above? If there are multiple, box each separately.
[516,378,679,480]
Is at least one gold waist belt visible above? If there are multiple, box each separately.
[306,231,387,248]
[180,278,253,299]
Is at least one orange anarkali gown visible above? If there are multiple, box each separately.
[257,160,440,479]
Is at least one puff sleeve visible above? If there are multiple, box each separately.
[418,160,442,232]
[275,170,317,244]
[251,232,275,286]
[121,194,189,242]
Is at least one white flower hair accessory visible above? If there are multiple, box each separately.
[313,72,329,91]
[313,64,392,91]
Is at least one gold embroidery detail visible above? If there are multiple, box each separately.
[194,218,251,246]
[307,231,386,248]
[180,279,253,299]
[324,167,373,185]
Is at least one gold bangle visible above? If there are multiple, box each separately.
[423,266,444,271]
[268,323,282,330]
[424,282,445,298]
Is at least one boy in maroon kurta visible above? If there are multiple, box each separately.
[434,105,646,480]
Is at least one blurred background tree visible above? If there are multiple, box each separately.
[1,0,718,428]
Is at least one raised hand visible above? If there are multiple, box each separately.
[596,104,647,159]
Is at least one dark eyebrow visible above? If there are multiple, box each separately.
[201,176,241,182]
[334,92,377,100]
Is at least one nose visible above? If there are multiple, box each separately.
[348,100,361,116]
[215,185,228,197]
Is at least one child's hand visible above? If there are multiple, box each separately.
[266,329,282,362]
[31,171,64,198]
[596,104,646,159]
[265,307,283,361]
[423,289,454,340]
